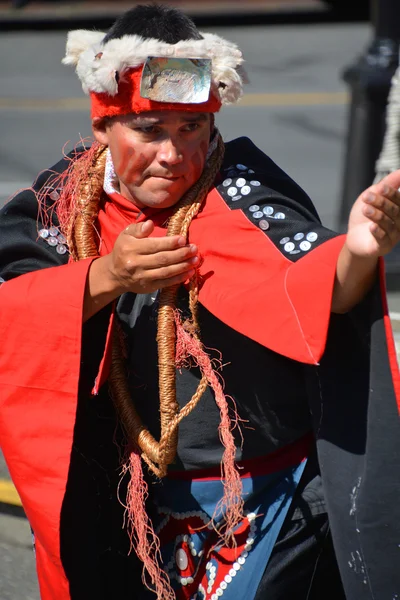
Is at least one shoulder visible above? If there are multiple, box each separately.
[0,146,89,278]
[221,137,319,220]
[1,145,88,220]
[211,137,338,262]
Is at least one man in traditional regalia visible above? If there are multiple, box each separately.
[1,5,400,600]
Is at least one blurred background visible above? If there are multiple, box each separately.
[0,1,399,599]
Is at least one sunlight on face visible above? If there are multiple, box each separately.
[104,111,212,209]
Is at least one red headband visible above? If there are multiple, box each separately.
[90,66,222,119]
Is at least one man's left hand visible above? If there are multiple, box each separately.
[346,170,400,258]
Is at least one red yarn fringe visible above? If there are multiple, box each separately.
[119,451,175,600]
[35,139,102,248]
[175,312,244,546]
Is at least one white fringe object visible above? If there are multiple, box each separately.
[374,65,400,183]
[62,30,246,105]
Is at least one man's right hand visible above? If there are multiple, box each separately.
[83,220,198,321]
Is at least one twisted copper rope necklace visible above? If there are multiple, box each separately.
[69,135,225,477]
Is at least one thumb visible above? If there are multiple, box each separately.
[374,170,400,192]
[124,220,155,239]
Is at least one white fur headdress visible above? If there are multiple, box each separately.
[63,29,247,105]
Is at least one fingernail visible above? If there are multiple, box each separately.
[190,256,199,264]
[365,206,374,216]
[383,185,390,195]
[365,192,375,203]
[177,236,186,246]
[189,244,197,252]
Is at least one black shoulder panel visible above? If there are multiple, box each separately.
[217,137,338,262]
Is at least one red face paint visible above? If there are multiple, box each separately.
[105,110,212,209]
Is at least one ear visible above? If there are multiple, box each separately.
[91,117,110,145]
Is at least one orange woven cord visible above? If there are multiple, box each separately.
[67,144,108,262]
[156,134,225,472]
[67,134,226,481]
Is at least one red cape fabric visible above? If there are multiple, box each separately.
[97,187,346,373]
[0,258,94,599]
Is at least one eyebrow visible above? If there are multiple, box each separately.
[128,113,208,126]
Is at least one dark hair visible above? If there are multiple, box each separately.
[102,4,203,44]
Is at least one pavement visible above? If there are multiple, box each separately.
[0,0,329,27]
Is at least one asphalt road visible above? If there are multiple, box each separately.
[0,19,399,600]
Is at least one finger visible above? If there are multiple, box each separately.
[370,183,400,208]
[151,269,196,291]
[369,221,389,243]
[376,170,400,194]
[144,260,198,282]
[363,204,398,243]
[124,220,155,240]
[363,191,400,222]
[141,245,198,269]
[123,225,189,254]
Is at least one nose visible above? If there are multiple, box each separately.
[157,137,184,166]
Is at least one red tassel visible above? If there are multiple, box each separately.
[175,313,244,546]
[120,450,175,599]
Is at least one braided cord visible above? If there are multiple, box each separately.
[70,133,225,478]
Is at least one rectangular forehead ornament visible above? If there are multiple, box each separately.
[140,57,212,104]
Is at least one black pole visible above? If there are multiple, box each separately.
[339,0,400,283]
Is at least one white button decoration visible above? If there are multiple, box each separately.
[294,233,304,241]
[284,242,295,253]
[224,575,232,584]
[300,241,312,251]
[49,226,59,237]
[263,206,274,216]
[227,187,238,197]
[232,195,242,201]
[246,537,254,545]
[259,220,270,231]
[248,169,255,173]
[216,590,223,597]
[229,568,237,577]
[220,581,227,590]
[249,205,260,212]
[253,211,263,219]
[280,237,290,245]
[306,232,318,242]
[236,178,246,187]
[241,186,251,195]
[176,548,188,571]
[56,244,67,255]
[47,236,58,247]
[223,178,232,187]
[236,164,247,170]
[274,212,286,219]
[250,180,261,186]
[49,190,60,201]
[39,229,49,239]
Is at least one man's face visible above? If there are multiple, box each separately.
[94,110,212,209]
